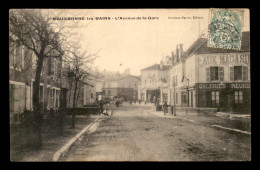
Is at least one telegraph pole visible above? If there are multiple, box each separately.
[172,80,176,116]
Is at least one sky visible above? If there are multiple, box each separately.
[49,9,250,76]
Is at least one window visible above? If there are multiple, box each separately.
[234,66,242,81]
[211,91,219,105]
[108,90,111,95]
[51,57,55,76]
[91,93,93,99]
[235,91,243,104]
[207,67,224,82]
[210,67,219,81]
[231,66,248,81]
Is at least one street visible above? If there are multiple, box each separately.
[61,104,251,161]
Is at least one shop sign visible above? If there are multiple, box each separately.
[199,83,226,89]
[198,83,250,89]
[198,53,250,66]
[230,83,250,88]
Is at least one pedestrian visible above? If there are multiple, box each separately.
[99,100,104,115]
[163,101,168,115]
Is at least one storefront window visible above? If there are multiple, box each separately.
[211,91,219,105]
[235,91,243,104]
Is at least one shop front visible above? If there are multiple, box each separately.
[146,89,160,103]
[196,82,250,114]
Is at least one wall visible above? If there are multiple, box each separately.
[185,55,196,86]
[196,52,250,83]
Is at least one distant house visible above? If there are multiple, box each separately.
[102,75,141,101]
[139,63,172,104]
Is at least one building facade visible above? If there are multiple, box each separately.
[102,75,141,101]
[169,32,250,113]
[9,42,63,123]
[139,63,171,104]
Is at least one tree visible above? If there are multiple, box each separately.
[9,9,65,149]
[66,50,97,128]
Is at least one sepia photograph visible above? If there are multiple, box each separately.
[9,8,251,162]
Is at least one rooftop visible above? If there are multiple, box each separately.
[141,64,172,71]
[185,31,250,58]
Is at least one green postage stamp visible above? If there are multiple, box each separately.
[207,9,244,50]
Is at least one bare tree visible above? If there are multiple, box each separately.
[9,9,66,149]
[66,50,97,128]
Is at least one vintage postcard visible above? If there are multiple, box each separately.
[9,8,250,162]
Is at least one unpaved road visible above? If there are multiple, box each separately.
[61,104,251,161]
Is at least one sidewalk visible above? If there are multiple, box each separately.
[10,114,103,162]
[146,108,251,134]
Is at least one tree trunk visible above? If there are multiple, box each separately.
[68,77,72,108]
[31,55,44,149]
[71,79,78,128]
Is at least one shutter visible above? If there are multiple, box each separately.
[230,67,234,81]
[10,45,14,67]
[48,57,51,75]
[206,67,210,82]
[242,66,248,81]
[21,46,24,69]
[16,46,21,69]
[51,57,54,76]
[218,67,224,81]
[58,59,61,78]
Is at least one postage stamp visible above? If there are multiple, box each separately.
[207,9,244,50]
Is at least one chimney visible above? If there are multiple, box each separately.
[176,45,179,63]
[171,51,175,65]
[179,44,183,60]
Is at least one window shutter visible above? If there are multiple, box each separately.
[51,57,54,76]
[242,66,248,81]
[10,44,14,67]
[48,57,51,75]
[58,60,61,78]
[229,67,234,81]
[16,46,21,69]
[206,67,210,82]
[218,67,224,81]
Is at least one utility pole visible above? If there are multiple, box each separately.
[172,78,176,116]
